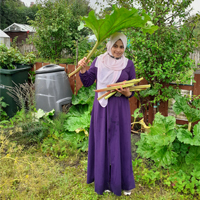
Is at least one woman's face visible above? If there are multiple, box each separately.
[111,39,125,58]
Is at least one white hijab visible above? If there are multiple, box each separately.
[95,32,128,107]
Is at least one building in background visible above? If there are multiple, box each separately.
[0,29,10,48]
[3,23,36,54]
[3,23,35,44]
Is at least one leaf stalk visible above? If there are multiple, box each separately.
[68,41,99,78]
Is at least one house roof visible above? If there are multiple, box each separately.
[0,29,10,38]
[3,23,35,32]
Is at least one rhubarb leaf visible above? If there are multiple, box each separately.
[185,146,200,166]
[147,113,176,146]
[136,133,155,158]
[64,110,91,132]
[69,6,158,77]
[82,6,158,44]
[173,95,200,123]
[72,83,96,110]
[151,145,178,167]
[66,104,89,118]
[177,122,200,146]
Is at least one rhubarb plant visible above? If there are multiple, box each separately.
[135,94,200,195]
[63,83,96,151]
[69,5,158,77]
[173,94,200,131]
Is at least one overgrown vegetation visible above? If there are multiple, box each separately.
[136,94,200,196]
[0,44,36,69]
[1,82,200,198]
[28,0,91,61]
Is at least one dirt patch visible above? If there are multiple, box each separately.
[131,132,141,160]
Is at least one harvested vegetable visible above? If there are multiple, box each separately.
[96,78,151,100]
[68,6,158,77]
[95,82,136,92]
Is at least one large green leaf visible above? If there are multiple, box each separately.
[82,6,158,44]
[177,122,200,146]
[173,95,200,123]
[136,133,177,167]
[66,104,89,118]
[72,83,96,110]
[185,146,200,166]
[147,113,176,146]
[136,133,155,158]
[64,110,91,132]
[151,145,178,167]
[63,132,88,151]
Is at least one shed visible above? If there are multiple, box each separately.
[3,23,35,44]
[0,29,10,48]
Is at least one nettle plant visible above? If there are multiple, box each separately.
[136,94,200,195]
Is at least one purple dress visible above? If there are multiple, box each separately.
[79,58,136,196]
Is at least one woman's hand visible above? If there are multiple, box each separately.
[78,57,90,74]
[116,87,132,98]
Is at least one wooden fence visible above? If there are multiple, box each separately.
[32,63,200,125]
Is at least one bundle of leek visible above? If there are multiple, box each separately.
[96,78,151,100]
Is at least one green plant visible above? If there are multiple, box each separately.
[0,97,9,121]
[0,44,36,69]
[28,0,90,61]
[135,94,200,195]
[63,83,96,151]
[22,51,36,65]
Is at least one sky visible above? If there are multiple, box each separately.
[22,0,200,15]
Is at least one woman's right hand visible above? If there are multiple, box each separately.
[78,57,90,74]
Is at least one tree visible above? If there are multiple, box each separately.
[0,0,38,29]
[28,0,92,60]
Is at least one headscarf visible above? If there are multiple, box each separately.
[95,32,128,107]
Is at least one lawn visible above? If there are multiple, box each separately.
[0,130,196,200]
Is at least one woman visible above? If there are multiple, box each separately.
[78,32,135,196]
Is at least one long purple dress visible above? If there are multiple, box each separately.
[79,58,136,196]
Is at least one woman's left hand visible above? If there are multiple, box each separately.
[116,87,132,97]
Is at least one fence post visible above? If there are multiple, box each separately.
[148,104,154,124]
[59,63,67,73]
[66,64,76,94]
[159,100,168,116]
[193,70,200,96]
[76,66,90,94]
[129,96,138,121]
[35,62,42,70]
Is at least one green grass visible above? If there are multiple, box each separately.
[0,140,197,200]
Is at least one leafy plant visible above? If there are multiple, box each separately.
[63,83,96,151]
[0,97,9,121]
[123,0,199,107]
[136,94,200,195]
[69,5,158,77]
[0,44,36,69]
[28,0,90,61]
[173,95,200,131]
